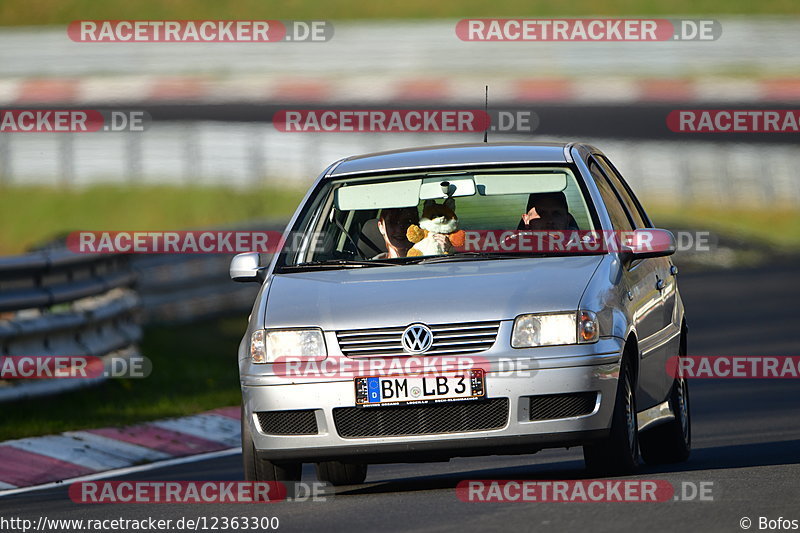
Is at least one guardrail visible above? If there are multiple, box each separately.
[132,253,261,324]
[0,249,141,401]
[0,221,285,401]
[130,221,284,323]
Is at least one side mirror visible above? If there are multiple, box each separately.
[230,252,263,282]
[622,228,676,260]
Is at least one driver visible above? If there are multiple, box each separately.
[518,192,579,231]
[374,207,420,258]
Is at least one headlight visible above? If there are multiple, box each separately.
[511,311,599,348]
[250,329,327,363]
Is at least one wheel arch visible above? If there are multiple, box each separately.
[622,333,640,391]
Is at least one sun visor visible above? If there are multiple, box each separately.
[334,179,422,210]
[474,173,568,195]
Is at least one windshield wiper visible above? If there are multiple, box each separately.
[413,252,522,264]
[414,250,605,263]
[280,259,401,270]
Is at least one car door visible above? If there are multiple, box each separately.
[596,155,678,330]
[587,156,667,410]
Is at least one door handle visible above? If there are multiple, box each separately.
[656,278,665,291]
[670,265,678,277]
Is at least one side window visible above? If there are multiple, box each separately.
[596,155,651,228]
[588,159,634,232]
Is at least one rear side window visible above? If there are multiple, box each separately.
[588,159,634,232]
[595,156,650,229]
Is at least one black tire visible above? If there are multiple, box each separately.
[315,461,368,486]
[241,405,302,482]
[640,375,691,465]
[583,359,639,475]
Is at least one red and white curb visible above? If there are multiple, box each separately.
[0,406,240,494]
[2,75,800,105]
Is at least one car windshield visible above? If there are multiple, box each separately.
[277,166,600,270]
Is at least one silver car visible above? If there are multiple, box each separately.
[231,142,690,485]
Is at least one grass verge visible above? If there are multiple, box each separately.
[0,317,245,441]
[647,204,800,251]
[0,184,305,255]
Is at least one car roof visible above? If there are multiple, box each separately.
[328,142,576,177]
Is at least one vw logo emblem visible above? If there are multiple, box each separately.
[401,324,433,354]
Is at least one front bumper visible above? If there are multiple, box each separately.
[242,339,623,463]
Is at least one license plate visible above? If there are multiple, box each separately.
[355,370,485,407]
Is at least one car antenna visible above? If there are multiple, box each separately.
[483,85,489,143]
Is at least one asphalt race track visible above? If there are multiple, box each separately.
[2,259,799,532]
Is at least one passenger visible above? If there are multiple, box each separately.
[374,207,420,259]
[518,192,579,231]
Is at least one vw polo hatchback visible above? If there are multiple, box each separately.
[231,142,691,485]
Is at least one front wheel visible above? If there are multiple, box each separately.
[639,376,691,464]
[583,360,639,475]
[242,405,302,482]
[315,461,368,486]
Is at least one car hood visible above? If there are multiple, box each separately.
[264,256,603,330]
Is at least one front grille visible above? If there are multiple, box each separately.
[336,321,500,357]
[528,392,598,421]
[256,410,318,435]
[333,398,509,438]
